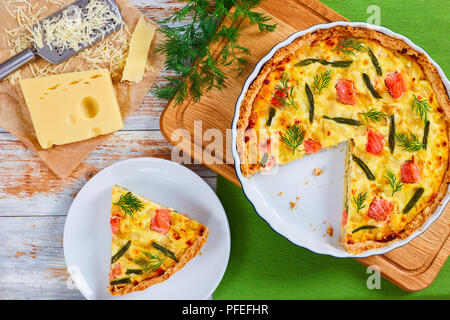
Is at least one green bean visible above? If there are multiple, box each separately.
[111,240,131,264]
[352,155,375,181]
[362,73,382,98]
[403,187,424,214]
[260,153,269,167]
[266,107,276,127]
[422,120,430,149]
[367,47,382,75]
[109,278,131,286]
[352,225,377,234]
[305,83,314,123]
[389,114,395,154]
[323,116,361,126]
[295,59,353,68]
[152,242,178,262]
[125,269,143,275]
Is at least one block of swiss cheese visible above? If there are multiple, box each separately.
[20,69,123,149]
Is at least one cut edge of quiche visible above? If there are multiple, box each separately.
[341,140,449,254]
[236,25,450,254]
[107,185,209,296]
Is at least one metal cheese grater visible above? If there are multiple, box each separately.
[0,0,123,81]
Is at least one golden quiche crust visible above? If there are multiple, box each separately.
[108,228,209,296]
[236,25,450,254]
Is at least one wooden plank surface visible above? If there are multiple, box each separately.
[0,0,217,299]
[159,0,450,292]
[160,0,347,185]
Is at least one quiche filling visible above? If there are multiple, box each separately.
[108,185,208,295]
[238,27,449,253]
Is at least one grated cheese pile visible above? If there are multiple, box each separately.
[2,0,130,83]
[34,0,123,53]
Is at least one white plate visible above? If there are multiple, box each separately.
[231,21,450,258]
[63,157,230,299]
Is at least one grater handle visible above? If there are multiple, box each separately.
[0,49,36,81]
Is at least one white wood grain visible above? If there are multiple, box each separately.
[0,131,216,216]
[0,216,83,299]
[0,0,218,299]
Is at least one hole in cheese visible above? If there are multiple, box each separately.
[80,97,99,119]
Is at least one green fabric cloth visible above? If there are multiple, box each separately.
[214,0,450,299]
[215,178,450,299]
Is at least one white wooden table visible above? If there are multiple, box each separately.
[0,0,217,299]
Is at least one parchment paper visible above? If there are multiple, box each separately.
[0,0,165,178]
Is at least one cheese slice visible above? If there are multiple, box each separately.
[20,69,123,149]
[121,16,156,83]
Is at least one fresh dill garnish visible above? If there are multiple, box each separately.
[411,95,431,121]
[312,70,332,94]
[352,192,368,213]
[384,168,403,196]
[273,73,298,109]
[332,37,365,56]
[133,251,165,274]
[359,108,388,124]
[154,0,276,106]
[395,132,424,152]
[113,192,144,216]
[280,122,305,155]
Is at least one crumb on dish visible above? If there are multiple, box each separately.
[314,168,323,176]
[289,201,297,210]
[327,226,334,237]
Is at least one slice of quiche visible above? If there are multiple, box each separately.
[107,185,209,296]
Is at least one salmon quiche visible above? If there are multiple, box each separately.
[108,185,209,295]
[237,26,449,254]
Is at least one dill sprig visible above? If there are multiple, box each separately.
[395,132,424,152]
[133,251,165,274]
[352,192,368,213]
[385,168,403,196]
[359,108,388,124]
[312,70,332,94]
[113,192,144,217]
[332,37,365,56]
[273,73,298,109]
[154,0,276,106]
[280,122,305,155]
[411,95,431,121]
